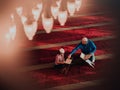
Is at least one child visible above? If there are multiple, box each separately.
[54,48,66,69]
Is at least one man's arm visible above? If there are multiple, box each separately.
[90,40,96,54]
[68,43,82,58]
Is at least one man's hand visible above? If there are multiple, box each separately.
[84,54,92,60]
[68,54,71,59]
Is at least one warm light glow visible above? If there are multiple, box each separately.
[32,8,41,21]
[1,0,83,42]
[58,11,68,26]
[5,33,11,44]
[10,14,14,20]
[16,6,23,16]
[37,3,43,10]
[75,0,82,11]
[21,15,27,24]
[56,0,62,9]
[23,21,38,40]
[9,25,16,40]
[67,1,76,16]
[32,3,43,21]
[51,6,59,19]
[42,14,53,33]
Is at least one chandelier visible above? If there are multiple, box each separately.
[6,0,82,41]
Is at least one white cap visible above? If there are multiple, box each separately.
[82,37,88,41]
[59,48,65,54]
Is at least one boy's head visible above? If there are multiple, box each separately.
[59,48,65,54]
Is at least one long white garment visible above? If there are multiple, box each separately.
[80,53,95,62]
[80,53,95,68]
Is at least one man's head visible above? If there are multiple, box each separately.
[81,37,88,45]
[59,48,65,54]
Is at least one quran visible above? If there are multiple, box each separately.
[65,58,72,64]
[80,53,85,59]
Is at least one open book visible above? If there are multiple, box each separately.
[65,58,72,64]
[80,53,85,60]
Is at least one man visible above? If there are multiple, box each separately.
[68,37,96,68]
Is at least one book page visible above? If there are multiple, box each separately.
[65,59,72,64]
[80,53,85,59]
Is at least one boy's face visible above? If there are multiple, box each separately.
[60,53,64,55]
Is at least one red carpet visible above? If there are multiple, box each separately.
[31,59,110,89]
[37,15,111,31]
[29,26,113,46]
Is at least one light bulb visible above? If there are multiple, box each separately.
[42,14,53,33]
[9,25,16,40]
[23,21,38,40]
[67,1,76,16]
[16,6,23,16]
[75,0,82,11]
[51,6,59,19]
[58,11,68,26]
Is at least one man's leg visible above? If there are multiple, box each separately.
[86,59,94,68]
[92,54,95,63]
[86,55,95,68]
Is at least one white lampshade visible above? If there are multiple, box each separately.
[56,0,62,9]
[75,0,82,11]
[9,25,16,40]
[51,6,59,19]
[10,14,14,20]
[58,11,68,26]
[67,1,76,16]
[32,3,43,21]
[42,14,53,33]
[23,21,38,40]
[21,15,27,24]
[5,33,11,44]
[37,3,43,10]
[16,6,23,16]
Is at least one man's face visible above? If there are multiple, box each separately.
[82,40,88,45]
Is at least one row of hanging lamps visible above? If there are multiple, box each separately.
[8,0,83,41]
[16,5,38,40]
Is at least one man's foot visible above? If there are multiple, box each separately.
[89,63,94,68]
[91,62,95,66]
[86,60,94,68]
